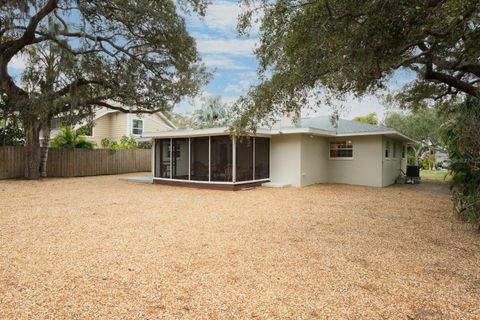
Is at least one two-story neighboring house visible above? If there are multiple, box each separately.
[48,107,176,146]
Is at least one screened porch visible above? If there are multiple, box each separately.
[154,135,270,186]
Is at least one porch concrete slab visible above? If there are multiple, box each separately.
[262,182,291,188]
[120,176,153,184]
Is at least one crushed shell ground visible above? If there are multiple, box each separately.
[0,174,479,319]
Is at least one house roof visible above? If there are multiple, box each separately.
[274,116,391,134]
[142,116,415,143]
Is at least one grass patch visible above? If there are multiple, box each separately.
[421,169,451,181]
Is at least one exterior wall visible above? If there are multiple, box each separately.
[143,114,173,132]
[270,134,390,188]
[89,112,172,146]
[89,113,113,145]
[300,135,328,187]
[327,135,383,187]
[381,137,405,187]
[269,134,302,187]
[110,112,127,138]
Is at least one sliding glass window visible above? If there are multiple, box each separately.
[172,138,189,180]
[190,137,209,181]
[236,137,254,181]
[255,137,270,179]
[211,136,233,182]
[156,139,171,178]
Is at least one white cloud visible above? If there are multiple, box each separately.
[196,1,241,32]
[202,55,248,70]
[224,79,252,94]
[197,38,257,57]
[8,53,27,71]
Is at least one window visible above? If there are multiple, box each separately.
[402,145,406,159]
[385,141,391,158]
[236,137,254,181]
[132,119,143,135]
[172,138,189,180]
[190,137,209,181]
[255,137,270,179]
[155,139,171,178]
[330,140,353,158]
[211,136,233,182]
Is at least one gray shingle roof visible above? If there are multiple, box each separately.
[273,116,393,134]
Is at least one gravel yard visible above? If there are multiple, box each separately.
[1,174,479,319]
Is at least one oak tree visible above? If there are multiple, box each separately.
[0,0,209,178]
[234,0,480,130]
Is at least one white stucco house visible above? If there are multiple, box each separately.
[143,116,414,190]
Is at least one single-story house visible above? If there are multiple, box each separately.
[143,116,414,190]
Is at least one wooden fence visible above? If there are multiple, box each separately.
[0,146,151,179]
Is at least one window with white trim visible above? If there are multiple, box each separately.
[385,141,391,158]
[402,145,406,158]
[330,140,353,158]
[132,119,143,135]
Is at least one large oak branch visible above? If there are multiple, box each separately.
[424,63,480,98]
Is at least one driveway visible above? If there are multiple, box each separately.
[0,174,478,319]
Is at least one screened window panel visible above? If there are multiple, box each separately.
[211,136,233,182]
[172,138,189,180]
[158,139,171,178]
[255,137,270,179]
[236,137,253,181]
[190,137,209,181]
[154,140,161,178]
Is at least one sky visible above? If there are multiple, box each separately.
[8,0,416,121]
[178,0,416,120]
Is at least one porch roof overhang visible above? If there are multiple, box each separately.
[142,127,416,143]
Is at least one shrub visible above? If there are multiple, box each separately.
[138,141,152,149]
[100,136,138,150]
[50,127,95,149]
[442,97,480,229]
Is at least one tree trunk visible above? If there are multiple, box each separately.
[40,124,51,178]
[24,122,41,179]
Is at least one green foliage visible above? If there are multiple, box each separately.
[352,113,378,125]
[0,1,210,178]
[50,126,95,149]
[383,109,444,149]
[0,95,25,146]
[442,97,480,229]
[75,124,93,137]
[137,141,152,149]
[168,112,194,129]
[234,0,480,130]
[100,136,138,150]
[193,96,231,128]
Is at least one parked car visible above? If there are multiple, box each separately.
[440,159,451,169]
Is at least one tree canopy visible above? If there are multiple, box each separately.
[442,96,480,228]
[234,0,480,130]
[383,108,444,149]
[352,113,378,125]
[0,0,209,178]
[193,96,231,128]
